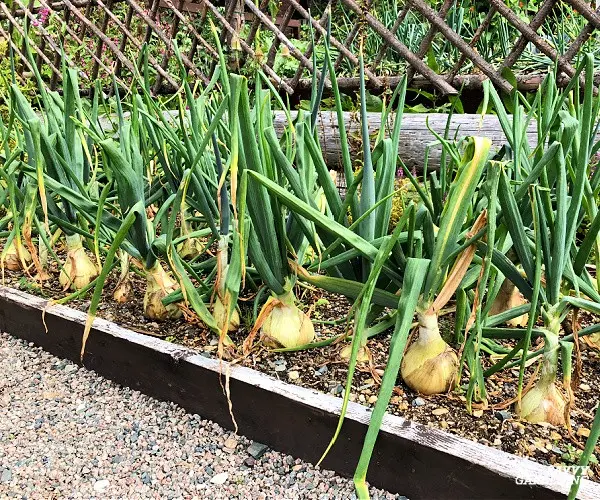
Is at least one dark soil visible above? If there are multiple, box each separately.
[3,253,600,484]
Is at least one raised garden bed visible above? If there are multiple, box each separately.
[1,286,599,499]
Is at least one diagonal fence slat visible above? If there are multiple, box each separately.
[342,0,456,94]
[405,0,454,84]
[408,0,512,93]
[1,0,599,96]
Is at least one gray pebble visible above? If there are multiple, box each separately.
[494,410,512,422]
[1,468,12,483]
[315,365,328,376]
[247,441,269,459]
[412,397,426,407]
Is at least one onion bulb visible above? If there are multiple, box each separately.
[113,251,132,303]
[113,278,133,303]
[143,262,182,320]
[489,278,528,327]
[260,291,315,349]
[516,381,566,426]
[339,343,369,363]
[3,240,32,271]
[516,332,566,426]
[213,294,240,332]
[59,234,98,290]
[177,238,204,260]
[401,312,458,395]
[584,332,600,351]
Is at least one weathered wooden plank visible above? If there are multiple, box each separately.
[1,286,599,499]
[272,111,538,172]
[97,110,533,172]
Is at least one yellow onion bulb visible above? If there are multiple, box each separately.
[143,262,182,320]
[59,234,98,290]
[401,312,458,395]
[339,329,369,363]
[177,238,204,260]
[3,241,31,271]
[113,278,133,303]
[213,294,240,333]
[339,344,369,363]
[260,294,315,349]
[489,278,528,327]
[516,381,566,426]
[584,332,600,351]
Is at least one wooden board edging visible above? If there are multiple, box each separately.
[0,286,598,499]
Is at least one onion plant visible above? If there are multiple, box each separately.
[9,63,100,290]
[231,73,317,350]
[268,42,411,358]
[98,91,183,321]
[481,53,600,425]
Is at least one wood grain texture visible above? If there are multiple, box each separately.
[98,110,535,172]
[2,286,597,499]
[272,111,538,172]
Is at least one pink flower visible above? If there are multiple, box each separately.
[33,6,50,27]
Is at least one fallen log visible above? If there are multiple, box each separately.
[272,111,538,172]
[98,110,535,172]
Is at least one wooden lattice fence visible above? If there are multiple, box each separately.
[0,0,599,95]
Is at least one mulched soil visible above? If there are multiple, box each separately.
[3,251,600,484]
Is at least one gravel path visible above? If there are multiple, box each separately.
[0,332,400,499]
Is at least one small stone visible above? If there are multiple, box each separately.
[210,472,228,485]
[274,365,286,373]
[412,397,426,407]
[577,427,591,438]
[358,394,366,403]
[81,467,91,475]
[550,431,562,441]
[368,395,378,404]
[494,410,512,422]
[432,408,449,416]
[580,383,591,391]
[42,391,61,400]
[334,384,344,395]
[288,370,300,380]
[493,438,502,446]
[93,479,110,492]
[111,455,124,464]
[247,442,269,459]
[244,457,255,467]
[64,364,78,374]
[315,365,328,376]
[472,409,484,418]
[141,472,151,485]
[1,469,12,483]
[292,464,303,472]
[53,360,67,370]
[224,438,237,450]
